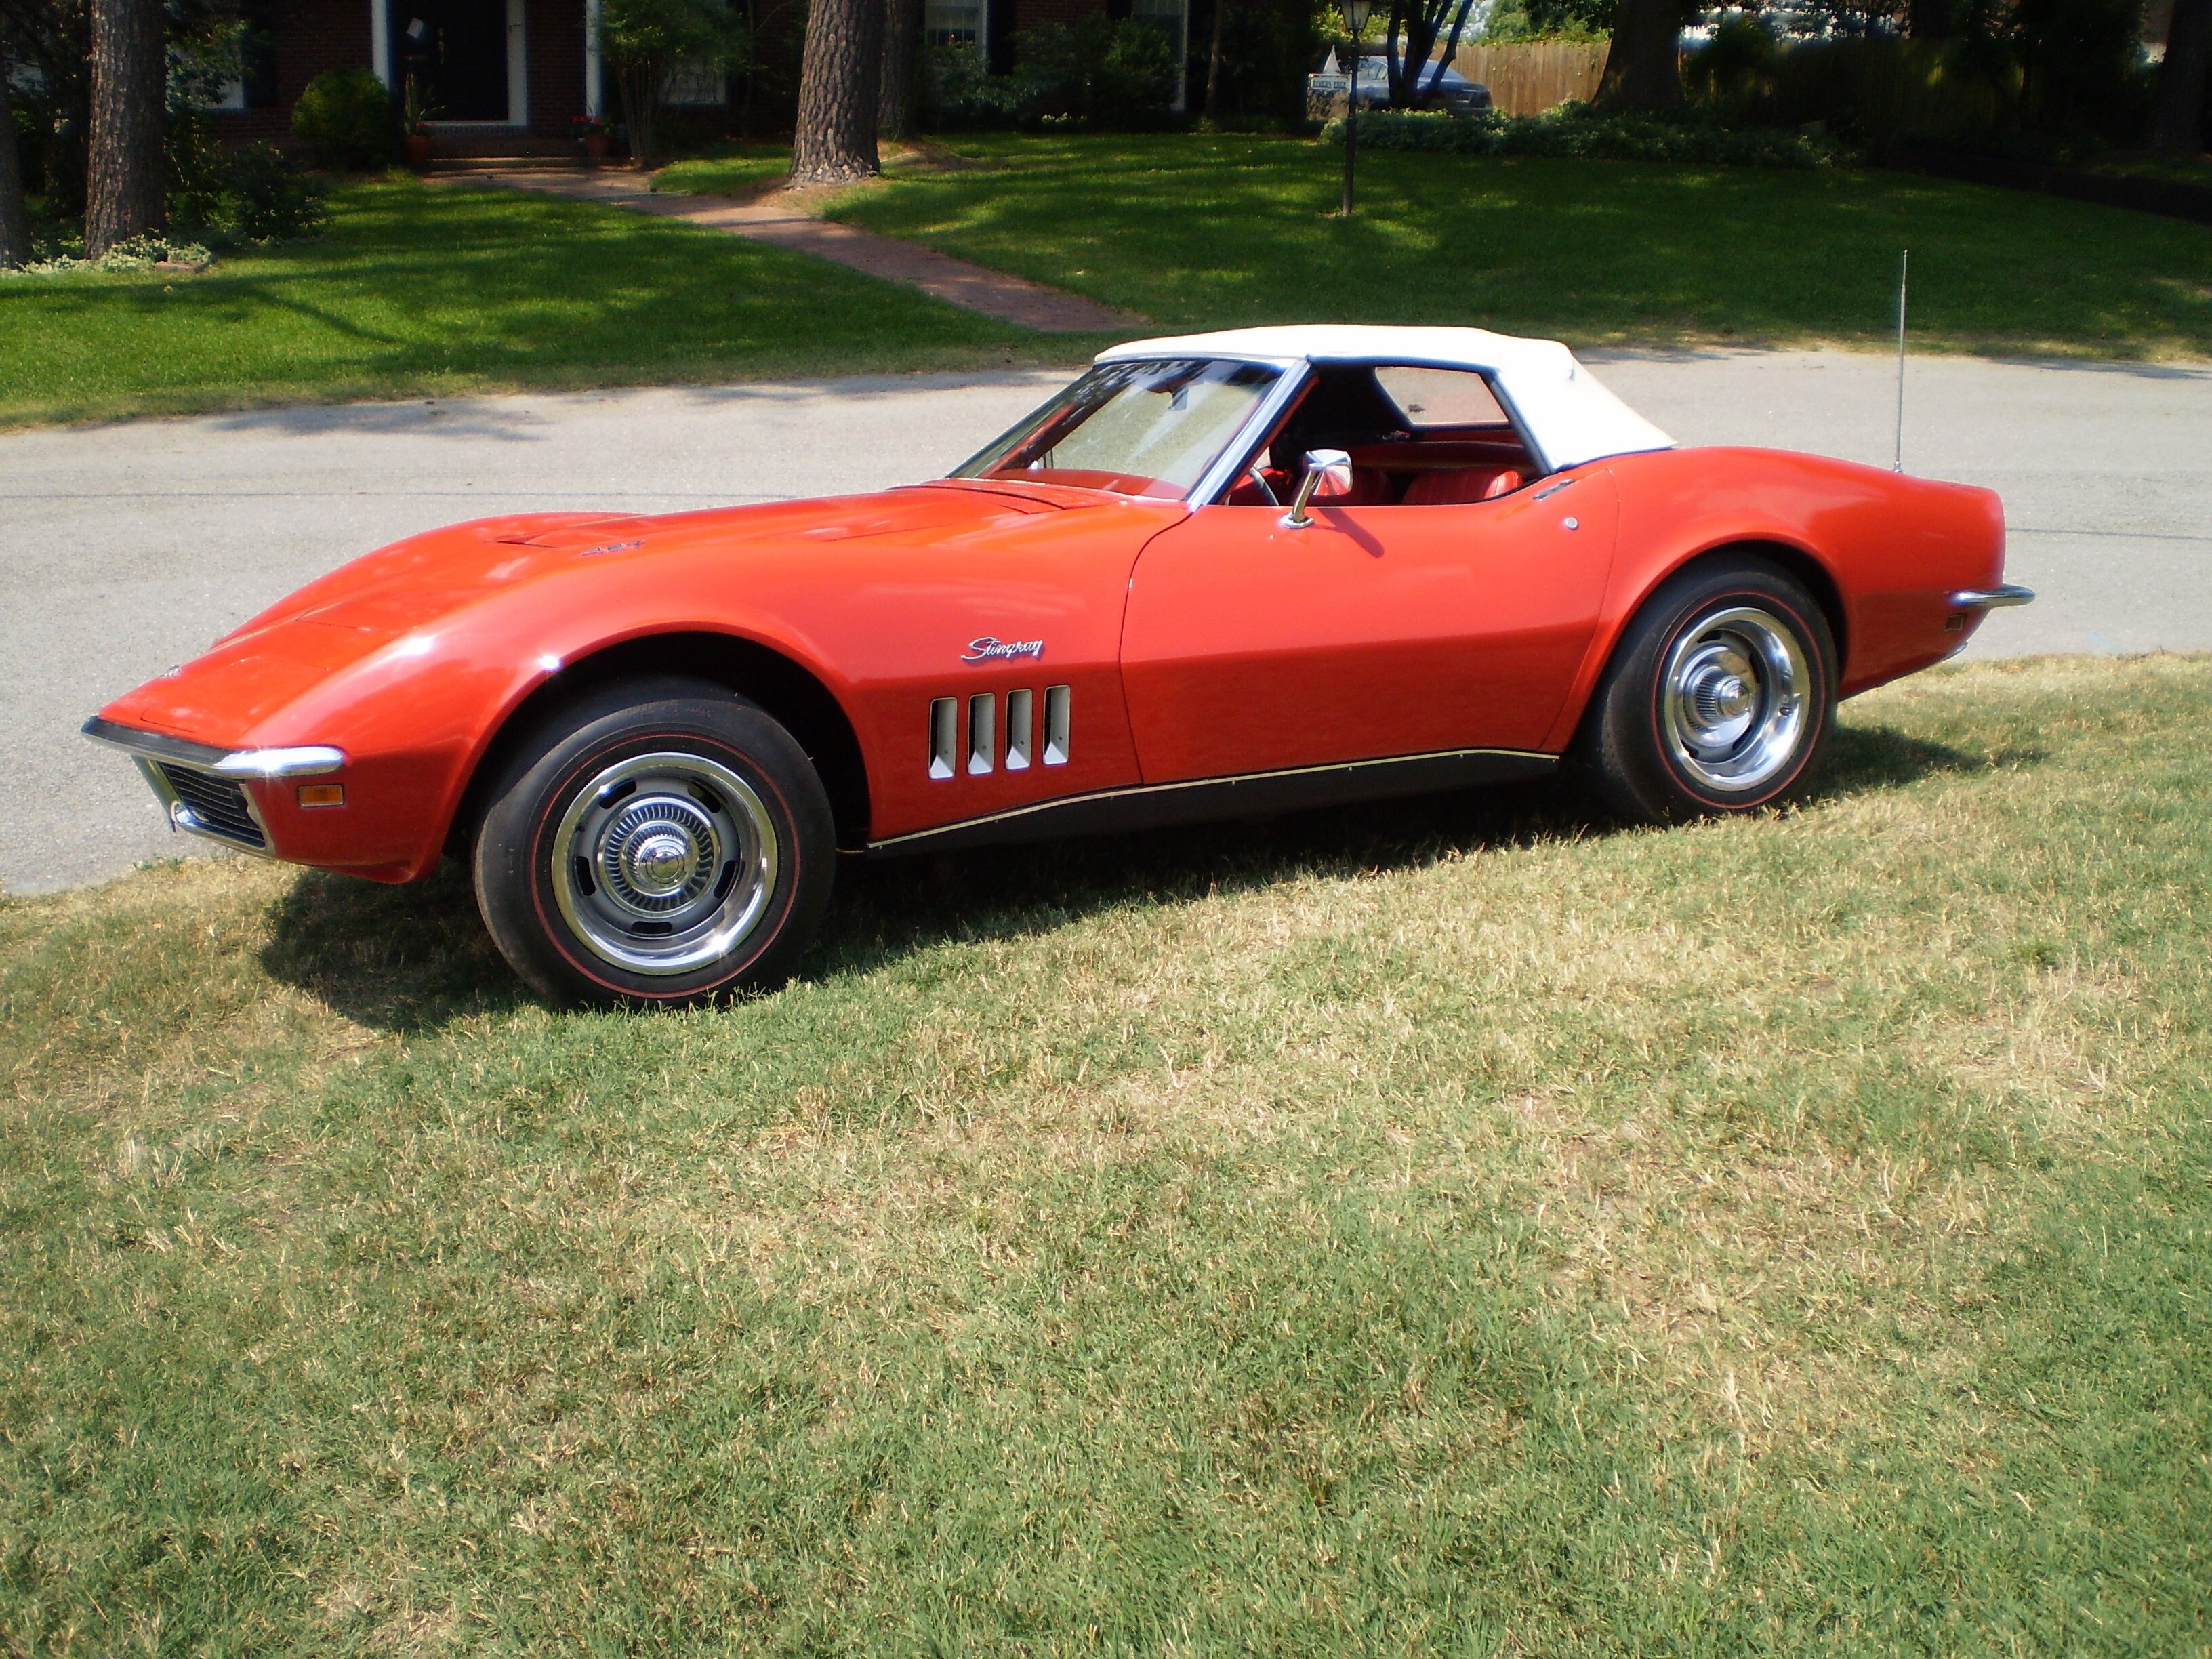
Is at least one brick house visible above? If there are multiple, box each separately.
[205,0,1193,152]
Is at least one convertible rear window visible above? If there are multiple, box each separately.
[1372,365,1509,429]
[952,359,1283,500]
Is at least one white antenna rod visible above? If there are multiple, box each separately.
[1893,249,1908,474]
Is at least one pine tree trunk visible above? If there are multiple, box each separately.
[0,43,31,269]
[1593,0,1684,112]
[792,0,882,184]
[85,0,166,256]
[2152,0,2211,156]
[878,0,917,140]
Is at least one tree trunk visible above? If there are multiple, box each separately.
[878,0,917,139]
[0,42,30,269]
[616,60,659,167]
[792,0,882,185]
[1204,0,1226,118]
[85,0,165,255]
[1593,0,1684,112]
[2152,0,2211,156]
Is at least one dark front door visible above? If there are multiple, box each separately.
[398,0,510,121]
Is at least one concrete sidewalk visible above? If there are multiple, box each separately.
[448,169,1139,333]
[6,348,2207,894]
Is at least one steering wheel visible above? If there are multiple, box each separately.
[1242,465,1280,507]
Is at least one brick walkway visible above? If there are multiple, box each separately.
[447,168,1139,335]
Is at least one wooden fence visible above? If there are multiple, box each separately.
[1439,41,1608,115]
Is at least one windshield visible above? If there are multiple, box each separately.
[951,358,1284,500]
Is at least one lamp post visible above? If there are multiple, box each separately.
[1340,0,1376,216]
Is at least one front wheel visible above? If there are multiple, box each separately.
[472,679,836,1007]
[1577,558,1837,824]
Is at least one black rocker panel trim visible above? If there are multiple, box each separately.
[867,747,1558,857]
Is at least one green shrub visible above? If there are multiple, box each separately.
[1015,17,1181,127]
[169,113,331,243]
[924,43,1024,129]
[1322,104,1853,167]
[925,17,1181,130]
[291,67,396,169]
[0,231,216,279]
[1684,14,1782,122]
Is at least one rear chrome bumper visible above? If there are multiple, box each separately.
[1948,585,2036,610]
[82,717,346,854]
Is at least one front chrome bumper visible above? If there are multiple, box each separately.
[82,717,346,854]
[1948,585,2036,610]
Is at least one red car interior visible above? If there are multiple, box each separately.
[1402,466,1525,505]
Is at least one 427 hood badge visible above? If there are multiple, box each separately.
[962,636,1045,663]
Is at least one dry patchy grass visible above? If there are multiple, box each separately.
[3,656,2208,1656]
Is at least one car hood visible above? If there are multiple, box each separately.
[101,482,1117,747]
[220,483,1077,644]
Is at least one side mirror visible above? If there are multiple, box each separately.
[1281,450,1354,529]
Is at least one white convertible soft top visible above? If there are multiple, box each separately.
[1095,324,1675,472]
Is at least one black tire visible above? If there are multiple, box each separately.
[1576,556,1837,825]
[472,678,835,1008]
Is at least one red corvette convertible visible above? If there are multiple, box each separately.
[87,325,2031,1006]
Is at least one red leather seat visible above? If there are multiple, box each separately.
[1401,466,1523,506]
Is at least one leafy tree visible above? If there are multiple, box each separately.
[602,0,747,166]
[2009,0,2143,134]
[1479,0,1612,41]
[1378,0,1481,108]
[791,0,880,182]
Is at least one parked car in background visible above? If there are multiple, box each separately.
[1307,50,1493,114]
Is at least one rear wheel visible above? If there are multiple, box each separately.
[472,678,835,1007]
[1578,557,1837,823]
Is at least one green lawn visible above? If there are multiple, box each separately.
[7,140,2209,429]
[0,177,1069,428]
[5,655,2209,1655]
[650,144,802,199]
[831,133,2212,359]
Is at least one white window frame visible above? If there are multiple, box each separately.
[924,0,987,49]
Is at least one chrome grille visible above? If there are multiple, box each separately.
[155,764,266,849]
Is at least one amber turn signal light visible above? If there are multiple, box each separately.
[297,783,345,808]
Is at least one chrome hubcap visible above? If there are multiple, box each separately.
[1661,605,1811,792]
[551,752,779,977]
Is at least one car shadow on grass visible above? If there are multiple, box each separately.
[260,721,1990,1033]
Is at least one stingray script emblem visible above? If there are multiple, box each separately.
[962,636,1045,663]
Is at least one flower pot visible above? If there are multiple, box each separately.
[583,132,611,161]
[403,133,432,168]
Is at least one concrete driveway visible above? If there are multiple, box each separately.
[5,348,2207,895]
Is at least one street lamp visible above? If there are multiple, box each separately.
[1340,0,1377,216]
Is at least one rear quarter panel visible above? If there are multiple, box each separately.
[1541,447,2007,748]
